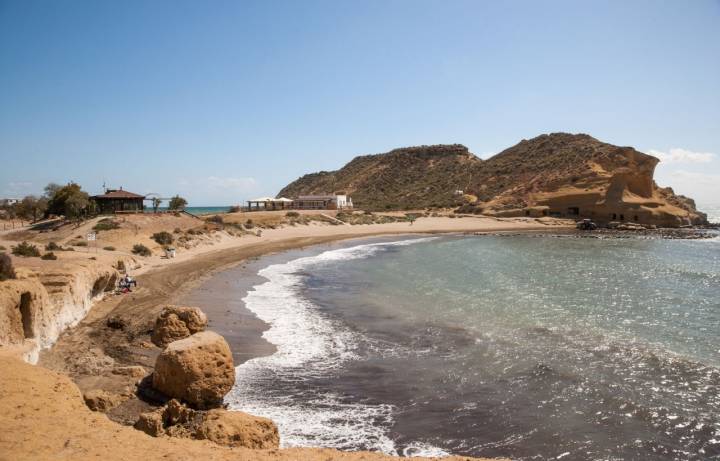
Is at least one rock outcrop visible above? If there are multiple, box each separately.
[152,331,235,409]
[2,354,501,460]
[151,306,208,347]
[278,133,707,227]
[196,409,279,449]
[0,260,124,363]
[84,389,124,412]
[135,399,279,449]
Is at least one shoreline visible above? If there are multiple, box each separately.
[36,221,717,420]
[36,220,569,422]
[3,215,718,460]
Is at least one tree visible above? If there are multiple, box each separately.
[152,197,162,213]
[44,183,62,199]
[45,182,90,221]
[168,195,187,211]
[16,195,48,222]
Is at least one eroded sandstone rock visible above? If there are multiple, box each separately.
[83,389,123,412]
[151,306,207,347]
[152,331,234,409]
[196,408,279,449]
[134,399,278,449]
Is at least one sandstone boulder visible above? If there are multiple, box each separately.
[134,409,164,436]
[83,389,123,412]
[151,306,207,347]
[152,331,234,409]
[134,399,278,449]
[196,408,279,449]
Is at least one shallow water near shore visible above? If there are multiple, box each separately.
[190,233,720,460]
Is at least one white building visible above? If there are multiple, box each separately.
[0,198,20,206]
[293,194,353,210]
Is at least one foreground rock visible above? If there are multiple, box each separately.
[135,399,279,449]
[2,356,501,460]
[197,408,279,448]
[84,389,125,412]
[152,331,234,409]
[151,306,208,347]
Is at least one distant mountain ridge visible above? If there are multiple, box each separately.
[278,133,707,227]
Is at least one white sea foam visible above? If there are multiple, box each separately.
[226,237,442,454]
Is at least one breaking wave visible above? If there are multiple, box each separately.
[226,237,441,454]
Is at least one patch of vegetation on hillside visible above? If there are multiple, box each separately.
[93,218,121,232]
[11,241,41,257]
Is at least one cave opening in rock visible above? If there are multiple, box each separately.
[19,292,34,339]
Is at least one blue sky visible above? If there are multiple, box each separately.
[1,0,718,206]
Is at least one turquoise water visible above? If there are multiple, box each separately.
[146,206,231,215]
[229,233,720,460]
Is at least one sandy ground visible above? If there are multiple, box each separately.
[0,355,505,461]
[2,214,569,460]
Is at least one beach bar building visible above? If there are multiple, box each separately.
[292,194,353,210]
[246,197,294,211]
[92,188,146,214]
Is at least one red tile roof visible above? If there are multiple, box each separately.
[92,189,145,199]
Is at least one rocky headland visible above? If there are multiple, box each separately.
[280,133,708,227]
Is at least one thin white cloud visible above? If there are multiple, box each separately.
[648,148,715,164]
[655,169,720,204]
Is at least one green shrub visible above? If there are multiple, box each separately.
[12,241,41,257]
[173,227,182,234]
[244,219,254,229]
[0,253,15,280]
[0,245,6,251]
[45,241,61,251]
[41,252,57,260]
[132,244,151,256]
[285,211,300,218]
[74,240,88,247]
[103,246,116,251]
[151,232,173,245]
[93,218,120,232]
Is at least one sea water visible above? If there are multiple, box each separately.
[226,234,720,460]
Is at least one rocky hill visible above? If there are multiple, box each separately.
[278,133,707,227]
[279,144,481,210]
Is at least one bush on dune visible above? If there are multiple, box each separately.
[151,232,173,245]
[12,241,41,257]
[41,252,57,260]
[132,244,152,256]
[93,218,120,232]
